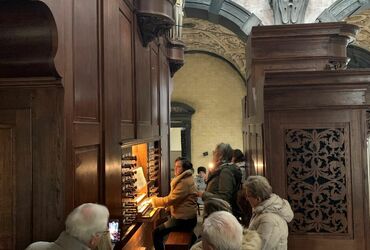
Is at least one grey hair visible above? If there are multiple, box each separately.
[202,211,243,250]
[65,203,109,245]
[244,175,272,201]
[215,143,233,163]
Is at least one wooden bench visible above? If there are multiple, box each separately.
[164,231,193,250]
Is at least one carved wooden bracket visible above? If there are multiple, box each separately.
[167,39,185,77]
[0,1,59,78]
[136,0,175,47]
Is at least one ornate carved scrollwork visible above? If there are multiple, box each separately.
[269,0,309,24]
[0,1,59,78]
[136,0,175,47]
[285,128,350,234]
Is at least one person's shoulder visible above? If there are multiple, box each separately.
[190,241,203,250]
[242,229,262,250]
[26,242,59,250]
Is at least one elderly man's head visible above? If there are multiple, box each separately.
[65,203,109,248]
[202,211,243,250]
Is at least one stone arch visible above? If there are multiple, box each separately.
[184,0,262,39]
[347,44,370,68]
[316,0,370,22]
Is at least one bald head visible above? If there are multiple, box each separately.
[65,203,109,246]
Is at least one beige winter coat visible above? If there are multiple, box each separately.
[248,194,294,250]
[152,169,197,219]
[190,228,262,250]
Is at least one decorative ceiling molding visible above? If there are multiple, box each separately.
[345,8,370,52]
[316,0,370,22]
[184,0,262,39]
[182,17,246,78]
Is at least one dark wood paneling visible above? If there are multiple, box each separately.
[159,52,170,195]
[73,122,100,147]
[0,109,32,250]
[0,1,174,249]
[74,146,99,205]
[135,27,152,139]
[151,46,160,136]
[15,110,33,250]
[73,0,99,121]
[103,0,122,214]
[0,125,15,250]
[119,6,135,140]
[32,89,64,241]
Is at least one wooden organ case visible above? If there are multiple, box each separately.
[245,23,370,250]
[0,0,185,249]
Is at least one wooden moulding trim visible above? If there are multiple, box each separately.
[119,136,162,148]
[0,1,59,78]
[265,105,370,111]
[136,0,175,21]
[250,22,358,39]
[264,70,370,87]
[0,77,62,88]
[251,56,350,62]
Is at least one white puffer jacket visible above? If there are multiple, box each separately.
[248,194,294,250]
[190,228,262,250]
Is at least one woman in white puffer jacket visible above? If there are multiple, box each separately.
[244,176,294,250]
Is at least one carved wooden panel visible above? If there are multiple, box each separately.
[285,127,352,236]
[73,0,99,121]
[74,146,99,205]
[119,7,135,140]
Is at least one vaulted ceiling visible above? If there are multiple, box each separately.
[182,0,370,76]
[182,18,246,78]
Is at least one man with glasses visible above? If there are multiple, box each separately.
[26,203,110,250]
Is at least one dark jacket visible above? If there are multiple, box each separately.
[202,163,241,208]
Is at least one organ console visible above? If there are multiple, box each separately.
[118,140,163,245]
